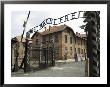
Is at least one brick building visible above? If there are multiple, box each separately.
[31,24,87,60]
[11,36,32,67]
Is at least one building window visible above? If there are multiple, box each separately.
[70,47,72,50]
[65,47,67,50]
[65,35,67,43]
[81,49,83,54]
[49,34,53,41]
[14,46,17,57]
[84,41,86,45]
[64,47,68,54]
[43,37,46,42]
[78,39,80,45]
[84,49,85,54]
[78,48,80,54]
[70,37,72,44]
[75,48,76,52]
[81,39,82,45]
[55,48,59,54]
[55,34,59,42]
[22,42,25,47]
[70,47,72,55]
[64,47,68,60]
[36,39,38,45]
[75,38,76,44]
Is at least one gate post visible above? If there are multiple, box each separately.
[46,41,49,66]
[88,14,99,77]
[24,38,30,73]
[39,42,42,68]
[91,20,98,76]
[52,41,55,66]
[52,48,55,66]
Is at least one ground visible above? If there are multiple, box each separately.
[12,60,86,77]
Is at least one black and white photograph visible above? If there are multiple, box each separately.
[0,1,108,84]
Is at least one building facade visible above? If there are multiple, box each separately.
[75,33,87,61]
[31,24,87,60]
[11,36,32,67]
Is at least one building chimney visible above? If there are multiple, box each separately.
[49,25,51,31]
[79,33,80,36]
[76,32,78,35]
[44,27,46,31]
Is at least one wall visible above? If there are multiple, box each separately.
[53,32,62,60]
[11,42,25,66]
[61,28,75,60]
[31,33,42,59]
[42,32,62,60]
[75,37,87,60]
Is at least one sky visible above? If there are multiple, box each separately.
[11,10,86,38]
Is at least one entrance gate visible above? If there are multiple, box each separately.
[11,11,100,77]
[27,41,55,71]
[11,38,55,72]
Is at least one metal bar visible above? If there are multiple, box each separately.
[21,11,30,42]
[24,39,30,73]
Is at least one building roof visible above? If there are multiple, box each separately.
[31,24,87,40]
[80,34,86,38]
[42,24,76,35]
[75,32,86,39]
[11,36,32,43]
[16,36,26,42]
[41,25,67,35]
[31,32,42,39]
[31,24,76,38]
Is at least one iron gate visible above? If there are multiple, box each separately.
[11,39,55,72]
[29,41,55,71]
